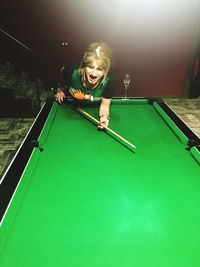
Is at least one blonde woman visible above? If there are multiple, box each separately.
[55,42,115,128]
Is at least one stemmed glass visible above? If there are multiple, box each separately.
[123,73,130,99]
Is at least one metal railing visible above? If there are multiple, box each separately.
[0,28,41,112]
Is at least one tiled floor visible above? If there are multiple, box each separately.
[0,118,34,178]
[164,97,200,137]
[0,97,200,178]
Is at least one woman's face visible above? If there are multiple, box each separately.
[84,60,105,84]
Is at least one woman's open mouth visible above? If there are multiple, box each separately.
[89,74,98,83]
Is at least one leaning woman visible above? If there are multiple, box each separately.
[55,42,115,128]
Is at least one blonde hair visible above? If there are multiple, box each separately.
[79,42,113,84]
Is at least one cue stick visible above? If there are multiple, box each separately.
[76,108,136,149]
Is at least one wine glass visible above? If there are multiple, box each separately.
[123,73,130,99]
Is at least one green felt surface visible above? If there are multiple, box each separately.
[0,100,200,267]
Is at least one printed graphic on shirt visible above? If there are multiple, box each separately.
[69,87,102,102]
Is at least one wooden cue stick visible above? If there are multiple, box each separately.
[77,108,136,149]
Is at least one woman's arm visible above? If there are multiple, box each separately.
[55,89,66,104]
[99,97,112,127]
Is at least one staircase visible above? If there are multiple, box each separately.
[0,87,35,117]
[0,63,44,118]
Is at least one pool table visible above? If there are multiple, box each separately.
[0,98,200,267]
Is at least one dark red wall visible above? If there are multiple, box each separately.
[1,0,200,96]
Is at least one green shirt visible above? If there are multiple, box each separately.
[70,69,109,101]
[61,63,115,102]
